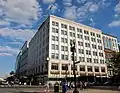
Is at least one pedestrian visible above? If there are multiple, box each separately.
[62,80,67,93]
[44,83,49,92]
[84,82,87,90]
[80,81,83,90]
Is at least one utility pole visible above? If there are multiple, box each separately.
[70,40,79,93]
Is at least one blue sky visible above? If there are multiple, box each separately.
[0,0,120,77]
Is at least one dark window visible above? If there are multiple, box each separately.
[51,63,58,70]
[80,65,85,71]
[101,67,105,72]
[71,65,77,70]
[62,64,68,70]
[95,67,99,72]
[87,66,92,72]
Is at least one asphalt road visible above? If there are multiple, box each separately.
[0,87,119,93]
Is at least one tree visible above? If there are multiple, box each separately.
[110,52,120,75]
[10,71,15,75]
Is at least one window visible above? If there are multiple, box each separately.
[91,37,96,42]
[56,54,59,59]
[52,28,55,33]
[65,46,68,51]
[93,51,97,56]
[87,58,92,63]
[61,38,67,43]
[77,28,82,33]
[73,33,75,37]
[92,44,96,49]
[79,57,85,62]
[95,67,99,72]
[51,63,58,70]
[62,64,68,70]
[70,32,72,36]
[69,26,75,31]
[61,54,64,59]
[61,46,64,51]
[78,49,84,54]
[61,38,64,42]
[71,65,77,70]
[99,52,103,57]
[56,45,58,50]
[101,67,105,72]
[52,36,58,41]
[85,43,90,47]
[52,28,58,33]
[85,36,89,40]
[65,55,68,60]
[52,21,58,26]
[87,66,92,72]
[78,41,83,46]
[94,59,98,63]
[100,59,104,64]
[64,38,67,43]
[51,53,55,58]
[91,32,95,36]
[86,50,91,55]
[52,36,55,41]
[77,34,83,39]
[52,44,55,50]
[98,46,102,50]
[61,46,68,51]
[61,30,64,35]
[97,34,101,38]
[61,24,67,29]
[80,65,85,71]
[61,30,67,35]
[84,30,89,34]
[97,39,101,43]
[61,54,68,60]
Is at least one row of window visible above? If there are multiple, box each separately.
[79,57,105,64]
[51,63,106,72]
[52,21,101,38]
[52,35,101,44]
[51,53,104,63]
[52,45,103,56]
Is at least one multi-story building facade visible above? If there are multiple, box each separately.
[102,34,119,77]
[15,41,28,78]
[27,15,108,84]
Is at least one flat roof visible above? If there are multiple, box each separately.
[50,15,102,33]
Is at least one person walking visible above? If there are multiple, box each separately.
[80,81,83,90]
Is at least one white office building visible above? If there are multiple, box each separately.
[26,15,110,84]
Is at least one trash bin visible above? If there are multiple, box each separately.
[54,82,59,92]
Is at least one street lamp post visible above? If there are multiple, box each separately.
[70,40,79,93]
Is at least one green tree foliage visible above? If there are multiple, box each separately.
[110,52,120,75]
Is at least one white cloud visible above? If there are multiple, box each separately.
[0,53,13,56]
[114,1,120,14]
[0,28,35,41]
[0,46,19,56]
[64,6,77,20]
[0,0,42,25]
[63,0,72,6]
[76,0,87,4]
[89,4,99,13]
[109,1,120,27]
[108,20,120,27]
[0,20,9,26]
[42,0,55,4]
[63,1,101,22]
[114,14,119,18]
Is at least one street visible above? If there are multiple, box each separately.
[0,87,119,93]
